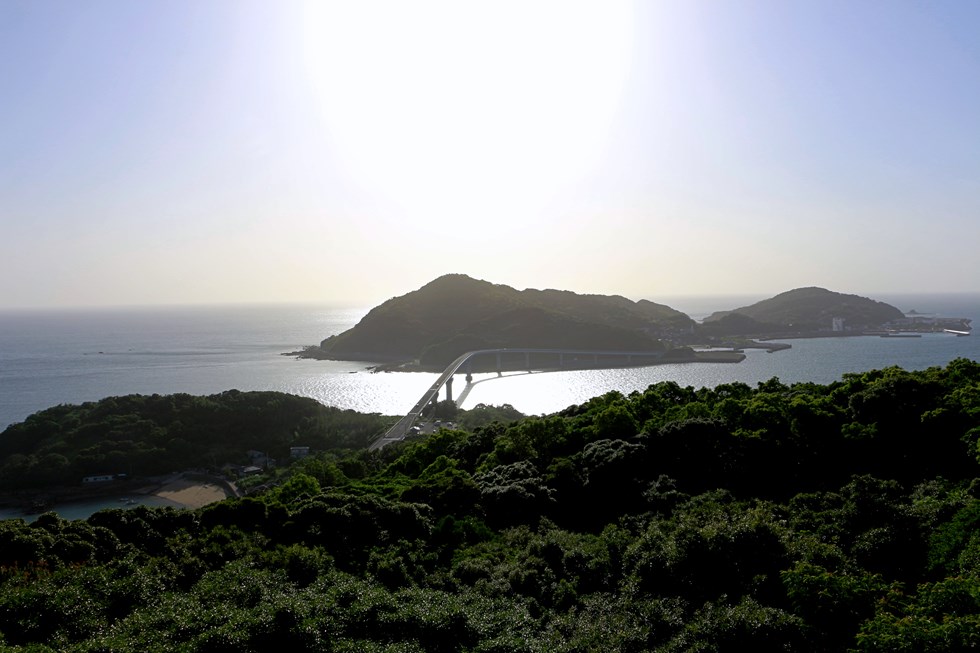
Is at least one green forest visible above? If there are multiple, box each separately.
[0,391,391,490]
[3,359,980,651]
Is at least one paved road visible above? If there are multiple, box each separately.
[368,347,664,450]
[368,349,480,450]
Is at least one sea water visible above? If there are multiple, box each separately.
[0,303,421,429]
[0,494,179,522]
[1,294,978,430]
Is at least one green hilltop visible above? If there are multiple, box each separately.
[309,274,693,367]
[702,286,904,335]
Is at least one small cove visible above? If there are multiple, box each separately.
[0,494,180,523]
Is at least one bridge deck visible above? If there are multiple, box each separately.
[368,348,663,450]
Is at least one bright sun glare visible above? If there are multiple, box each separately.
[303,1,633,232]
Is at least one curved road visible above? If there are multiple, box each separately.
[368,347,664,450]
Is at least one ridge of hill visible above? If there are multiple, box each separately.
[300,278,909,366]
[701,286,905,334]
[310,274,692,367]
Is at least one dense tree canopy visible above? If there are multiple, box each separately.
[0,391,391,489]
[2,359,980,650]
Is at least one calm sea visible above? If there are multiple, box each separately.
[1,294,978,430]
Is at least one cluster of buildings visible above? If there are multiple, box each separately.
[885,312,973,334]
[225,447,311,478]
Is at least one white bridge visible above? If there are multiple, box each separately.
[368,347,664,450]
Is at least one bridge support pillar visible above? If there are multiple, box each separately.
[525,352,530,370]
[496,353,502,376]
[445,377,453,403]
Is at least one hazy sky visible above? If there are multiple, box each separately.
[2,0,978,308]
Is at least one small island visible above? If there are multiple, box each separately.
[292,274,703,370]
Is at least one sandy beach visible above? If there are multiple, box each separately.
[140,474,236,509]
[0,473,238,521]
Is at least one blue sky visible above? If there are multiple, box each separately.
[2,0,978,308]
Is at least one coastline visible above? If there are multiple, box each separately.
[292,346,758,374]
[0,471,237,520]
[136,472,238,510]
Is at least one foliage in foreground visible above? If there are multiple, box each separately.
[2,358,980,651]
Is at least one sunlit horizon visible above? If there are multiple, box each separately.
[2,0,978,309]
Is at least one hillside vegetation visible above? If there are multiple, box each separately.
[0,391,390,490]
[702,287,904,334]
[302,278,911,366]
[2,359,980,650]
[310,275,691,366]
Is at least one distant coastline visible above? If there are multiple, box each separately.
[350,347,754,374]
[298,276,971,371]
[1,295,976,431]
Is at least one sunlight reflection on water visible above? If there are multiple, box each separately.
[455,333,980,415]
[1,300,977,426]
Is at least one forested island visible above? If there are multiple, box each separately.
[700,287,905,336]
[2,359,980,650]
[295,275,946,370]
[298,274,688,368]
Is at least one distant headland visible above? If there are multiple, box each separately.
[290,275,971,371]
